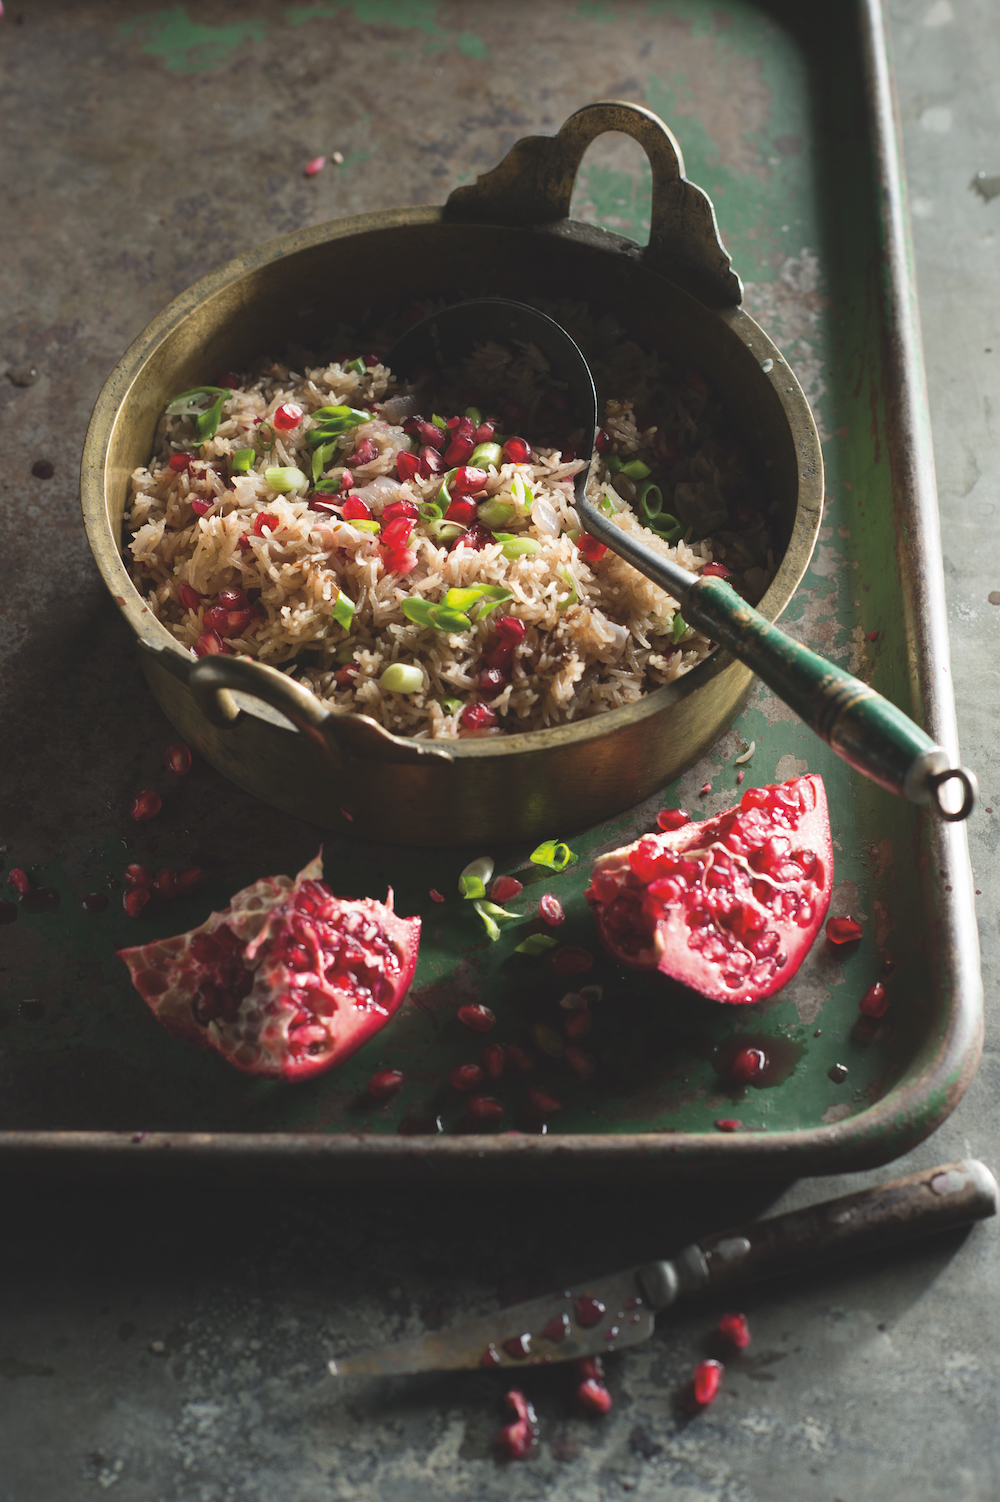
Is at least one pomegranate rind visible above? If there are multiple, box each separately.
[587,775,832,1005]
[117,853,420,1081]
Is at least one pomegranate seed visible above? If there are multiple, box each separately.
[539,894,564,926]
[195,628,228,657]
[457,1003,496,1032]
[573,1297,606,1328]
[420,445,447,473]
[502,436,532,464]
[218,588,249,611]
[577,534,608,564]
[729,1046,767,1085]
[482,1043,506,1079]
[449,1062,485,1091]
[429,887,446,903]
[444,498,478,526]
[124,864,153,889]
[564,1010,593,1040]
[447,414,475,436]
[594,429,611,454]
[168,452,193,472]
[657,808,690,830]
[339,470,354,490]
[273,403,304,431]
[396,450,421,483]
[552,946,594,975]
[177,583,203,612]
[714,1118,742,1132]
[342,496,373,521]
[495,615,527,644]
[253,512,279,537]
[564,1045,595,1080]
[826,915,863,944]
[363,352,381,368]
[352,438,379,466]
[381,516,414,550]
[718,1313,751,1350]
[175,866,204,895]
[692,1358,724,1406]
[131,790,162,822]
[701,562,731,578]
[7,868,31,898]
[153,868,178,900]
[473,420,497,443]
[577,1378,613,1415]
[444,435,475,466]
[190,497,214,516]
[505,1044,534,1073]
[123,887,150,918]
[304,155,325,176]
[478,666,506,695]
[527,1086,562,1114]
[868,629,880,642]
[368,1069,405,1100]
[541,1313,570,1342]
[450,465,489,494]
[859,980,888,1017]
[382,498,419,523]
[490,875,523,902]
[417,420,446,450]
[466,1094,504,1123]
[237,535,252,552]
[451,522,492,551]
[480,1344,501,1368]
[575,1355,605,1380]
[561,446,576,463]
[382,547,418,574]
[502,1334,531,1360]
[494,1400,538,1459]
[460,702,499,731]
[483,638,514,673]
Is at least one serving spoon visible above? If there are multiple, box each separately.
[386,298,976,821]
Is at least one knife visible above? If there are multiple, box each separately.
[328,1159,997,1377]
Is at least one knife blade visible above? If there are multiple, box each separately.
[328,1159,997,1378]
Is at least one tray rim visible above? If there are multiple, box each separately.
[3,0,982,1179]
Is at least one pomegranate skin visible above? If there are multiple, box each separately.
[587,775,833,1005]
[118,853,420,1081]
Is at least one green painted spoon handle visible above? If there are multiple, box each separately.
[575,502,977,821]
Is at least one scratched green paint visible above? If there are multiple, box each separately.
[119,7,266,72]
[286,0,488,56]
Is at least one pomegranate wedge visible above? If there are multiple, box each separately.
[118,853,420,1080]
[586,775,832,1004]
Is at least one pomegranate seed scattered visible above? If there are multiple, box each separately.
[701,562,731,578]
[444,435,475,466]
[656,808,690,830]
[168,452,193,473]
[353,438,379,466]
[130,790,162,822]
[473,419,497,443]
[460,702,499,731]
[594,428,611,454]
[502,1334,531,1360]
[859,980,888,1017]
[565,1045,595,1080]
[478,666,506,695]
[191,497,214,516]
[381,498,419,523]
[7,868,31,898]
[177,582,203,612]
[451,467,489,497]
[466,1094,504,1123]
[552,946,594,975]
[124,864,153,889]
[577,1378,613,1415]
[575,1355,605,1380]
[573,1296,606,1328]
[449,1062,485,1091]
[482,1043,506,1079]
[826,915,863,944]
[505,1044,534,1073]
[541,1313,570,1342]
[368,1069,405,1100]
[502,436,532,464]
[342,496,373,521]
[490,875,523,903]
[396,450,422,483]
[495,615,526,644]
[527,1085,562,1114]
[691,1358,724,1407]
[576,534,608,564]
[718,1313,751,1350]
[444,497,478,526]
[175,866,204,895]
[429,887,446,903]
[153,869,177,900]
[416,420,446,450]
[339,470,354,490]
[123,887,150,918]
[253,512,279,537]
[381,516,414,550]
[420,445,447,473]
[700,782,713,794]
[729,1046,767,1085]
[868,629,879,641]
[382,547,418,575]
[164,742,192,776]
[304,155,326,176]
[451,522,492,552]
[457,1003,496,1033]
[494,1390,538,1460]
[714,1118,742,1132]
[564,1010,593,1040]
[539,893,564,926]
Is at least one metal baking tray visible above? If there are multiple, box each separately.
[1,0,981,1180]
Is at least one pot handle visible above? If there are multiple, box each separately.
[445,100,741,307]
[139,642,450,768]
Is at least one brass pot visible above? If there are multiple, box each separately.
[82,101,822,847]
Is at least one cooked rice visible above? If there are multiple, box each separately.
[124,324,772,741]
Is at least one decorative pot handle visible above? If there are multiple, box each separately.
[139,643,449,768]
[445,99,741,307]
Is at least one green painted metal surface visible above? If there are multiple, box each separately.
[3,0,976,1161]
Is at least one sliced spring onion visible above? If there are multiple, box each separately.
[431,414,448,430]
[165,385,231,417]
[312,405,371,422]
[256,422,275,452]
[444,587,483,614]
[311,442,336,481]
[515,932,560,956]
[345,357,366,375]
[470,441,503,467]
[380,662,424,693]
[477,499,516,531]
[556,566,578,612]
[604,453,623,473]
[196,393,229,442]
[231,448,255,474]
[265,465,308,494]
[464,405,483,424]
[335,641,355,663]
[401,598,473,632]
[529,838,577,872]
[598,492,615,515]
[495,535,541,560]
[350,519,381,534]
[621,458,652,480]
[440,698,462,715]
[473,899,520,942]
[637,479,663,523]
[313,476,343,495]
[459,855,494,898]
[672,612,689,644]
[473,584,513,620]
[510,473,533,507]
[332,592,355,629]
[419,499,443,522]
[306,409,370,447]
[425,519,465,544]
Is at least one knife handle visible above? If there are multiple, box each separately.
[690,1160,997,1296]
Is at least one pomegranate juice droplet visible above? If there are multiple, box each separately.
[573,1297,606,1328]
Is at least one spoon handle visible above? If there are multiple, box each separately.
[684,576,976,820]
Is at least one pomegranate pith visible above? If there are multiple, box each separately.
[117,853,420,1082]
[587,775,832,1004]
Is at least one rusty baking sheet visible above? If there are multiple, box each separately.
[0,0,981,1178]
